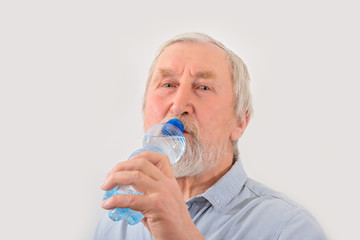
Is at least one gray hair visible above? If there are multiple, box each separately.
[142,32,253,162]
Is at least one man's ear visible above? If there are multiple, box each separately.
[230,113,251,141]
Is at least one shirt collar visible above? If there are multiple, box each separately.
[199,159,248,211]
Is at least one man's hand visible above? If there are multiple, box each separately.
[100,151,204,240]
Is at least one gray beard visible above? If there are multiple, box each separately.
[160,115,229,178]
[171,120,228,178]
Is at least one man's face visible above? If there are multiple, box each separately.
[144,41,240,173]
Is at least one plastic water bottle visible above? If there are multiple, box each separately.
[103,118,186,225]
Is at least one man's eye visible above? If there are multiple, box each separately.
[164,83,174,88]
[199,85,210,90]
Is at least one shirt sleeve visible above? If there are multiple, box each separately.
[278,210,326,240]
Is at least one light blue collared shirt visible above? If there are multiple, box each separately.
[94,160,326,239]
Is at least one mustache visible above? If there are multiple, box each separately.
[162,115,200,139]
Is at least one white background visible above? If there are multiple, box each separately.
[1,1,359,239]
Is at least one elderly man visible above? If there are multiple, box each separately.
[95,33,325,239]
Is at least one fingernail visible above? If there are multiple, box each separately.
[102,199,109,208]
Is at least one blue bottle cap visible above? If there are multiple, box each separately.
[166,118,184,133]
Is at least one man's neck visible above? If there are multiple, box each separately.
[176,154,233,202]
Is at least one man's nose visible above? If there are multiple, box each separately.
[170,84,194,116]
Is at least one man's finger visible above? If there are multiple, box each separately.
[101,170,159,194]
[109,152,171,181]
[101,194,150,213]
[133,151,176,179]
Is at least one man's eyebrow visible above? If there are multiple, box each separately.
[195,71,216,79]
[154,69,216,79]
[158,68,175,77]
[151,68,175,84]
